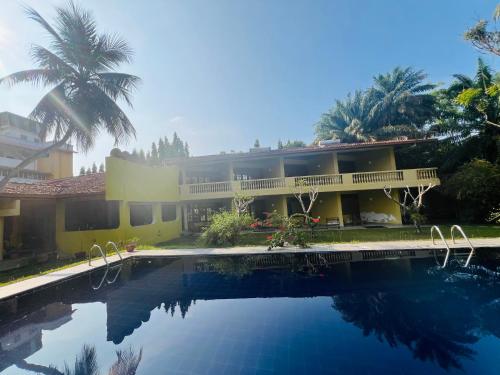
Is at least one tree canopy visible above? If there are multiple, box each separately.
[0,1,139,189]
[315,67,436,143]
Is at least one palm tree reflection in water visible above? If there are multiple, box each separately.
[16,345,142,375]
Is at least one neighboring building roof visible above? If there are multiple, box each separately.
[0,112,74,153]
[0,111,42,134]
[169,138,436,165]
[0,173,105,198]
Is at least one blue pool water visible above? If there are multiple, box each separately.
[1,251,500,374]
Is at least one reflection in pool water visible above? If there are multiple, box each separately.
[0,252,499,374]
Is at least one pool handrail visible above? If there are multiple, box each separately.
[89,244,108,266]
[450,225,475,267]
[106,241,123,262]
[430,225,451,268]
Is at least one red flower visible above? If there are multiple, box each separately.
[311,217,320,223]
[266,235,273,241]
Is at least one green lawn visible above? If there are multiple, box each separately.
[158,225,500,248]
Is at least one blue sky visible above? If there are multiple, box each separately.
[0,0,498,173]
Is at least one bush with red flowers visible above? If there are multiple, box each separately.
[266,213,309,250]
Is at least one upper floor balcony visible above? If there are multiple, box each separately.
[179,167,440,201]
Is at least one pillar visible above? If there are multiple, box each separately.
[279,157,285,177]
[182,204,189,232]
[335,193,344,227]
[0,217,4,261]
[332,152,339,174]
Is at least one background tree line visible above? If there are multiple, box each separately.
[314,4,500,224]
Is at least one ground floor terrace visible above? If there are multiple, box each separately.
[181,189,403,232]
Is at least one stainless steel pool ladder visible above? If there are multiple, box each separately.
[89,244,108,266]
[431,225,475,268]
[431,225,451,268]
[88,241,122,266]
[106,241,123,262]
[450,225,475,268]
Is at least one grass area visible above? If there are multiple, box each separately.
[158,225,500,249]
[0,248,129,287]
[0,257,88,287]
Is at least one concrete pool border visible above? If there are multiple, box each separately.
[1,238,499,301]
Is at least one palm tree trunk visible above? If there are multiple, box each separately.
[0,132,71,191]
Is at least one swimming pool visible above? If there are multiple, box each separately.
[1,251,499,374]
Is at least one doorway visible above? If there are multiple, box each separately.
[341,194,361,225]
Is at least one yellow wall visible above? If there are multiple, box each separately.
[37,150,73,178]
[0,199,20,217]
[105,156,180,202]
[310,192,343,225]
[354,148,395,172]
[56,199,181,255]
[55,157,183,255]
[358,189,402,224]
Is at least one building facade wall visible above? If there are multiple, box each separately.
[37,150,73,179]
[55,157,182,255]
[55,199,181,255]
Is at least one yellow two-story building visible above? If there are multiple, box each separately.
[174,139,439,232]
[0,138,439,261]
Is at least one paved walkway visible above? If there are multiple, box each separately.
[1,238,498,301]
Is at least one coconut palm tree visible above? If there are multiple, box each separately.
[0,1,140,190]
[314,90,376,142]
[315,67,435,143]
[367,67,436,138]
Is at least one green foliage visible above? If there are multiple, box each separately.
[283,140,307,148]
[0,2,139,153]
[79,166,85,176]
[91,163,97,174]
[444,159,500,222]
[266,213,309,250]
[315,67,435,142]
[254,139,260,148]
[202,211,253,246]
[464,3,500,57]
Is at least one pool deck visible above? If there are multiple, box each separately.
[1,238,499,301]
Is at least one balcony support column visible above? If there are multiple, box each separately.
[279,157,285,178]
[335,193,344,227]
[0,217,4,261]
[332,152,339,174]
[182,204,189,232]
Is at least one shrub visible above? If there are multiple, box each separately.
[202,211,253,246]
[267,213,309,250]
[444,159,500,222]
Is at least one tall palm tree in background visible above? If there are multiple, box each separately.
[0,1,140,190]
[368,67,436,137]
[315,90,376,142]
[315,67,435,142]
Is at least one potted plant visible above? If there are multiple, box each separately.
[125,237,139,252]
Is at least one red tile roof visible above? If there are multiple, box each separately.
[0,173,105,198]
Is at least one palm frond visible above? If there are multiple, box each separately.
[94,73,140,106]
[94,34,133,71]
[0,69,60,87]
[108,347,143,375]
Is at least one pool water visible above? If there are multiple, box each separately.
[1,251,500,374]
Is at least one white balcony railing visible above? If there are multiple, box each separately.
[241,177,286,190]
[180,168,439,199]
[295,174,343,187]
[352,170,403,184]
[188,181,232,194]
